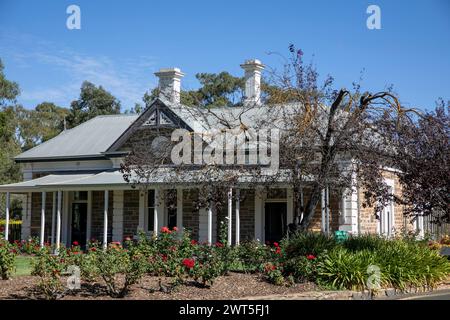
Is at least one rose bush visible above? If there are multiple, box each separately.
[0,239,17,280]
[82,240,147,298]
[31,247,66,300]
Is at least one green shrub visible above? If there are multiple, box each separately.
[215,220,237,275]
[342,234,386,252]
[235,241,271,272]
[283,254,319,283]
[13,237,42,255]
[316,247,377,291]
[192,246,224,287]
[283,232,337,259]
[262,262,285,286]
[31,248,66,300]
[0,239,17,280]
[85,241,147,298]
[314,237,450,291]
[373,240,450,290]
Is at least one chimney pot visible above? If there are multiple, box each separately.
[240,59,265,105]
[154,68,185,104]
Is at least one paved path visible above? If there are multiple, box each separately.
[399,289,450,300]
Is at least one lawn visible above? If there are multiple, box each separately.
[13,255,33,277]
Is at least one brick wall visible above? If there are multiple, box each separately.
[358,171,412,234]
[182,189,199,240]
[123,190,139,239]
[298,189,340,233]
[30,192,54,242]
[90,191,113,242]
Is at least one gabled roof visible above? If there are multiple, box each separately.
[14,97,304,162]
[15,114,139,162]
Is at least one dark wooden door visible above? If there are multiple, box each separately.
[71,203,87,247]
[264,202,287,243]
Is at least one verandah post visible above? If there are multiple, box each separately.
[4,192,10,240]
[176,188,183,235]
[40,191,46,248]
[55,190,62,254]
[51,192,56,246]
[153,188,159,236]
[103,190,109,249]
[207,202,212,245]
[227,187,232,246]
[235,189,240,245]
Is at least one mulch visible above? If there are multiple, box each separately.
[0,273,317,300]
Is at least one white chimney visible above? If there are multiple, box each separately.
[240,59,265,105]
[154,68,185,104]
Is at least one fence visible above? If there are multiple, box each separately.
[423,214,450,240]
[0,220,22,242]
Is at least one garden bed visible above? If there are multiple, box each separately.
[1,230,449,300]
[0,273,317,300]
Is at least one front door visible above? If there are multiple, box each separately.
[71,203,87,247]
[264,202,287,243]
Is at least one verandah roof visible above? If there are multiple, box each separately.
[0,168,295,193]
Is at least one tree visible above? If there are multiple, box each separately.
[15,102,69,150]
[256,46,413,231]
[143,72,245,108]
[0,58,22,218]
[66,81,121,128]
[0,59,19,108]
[370,101,449,224]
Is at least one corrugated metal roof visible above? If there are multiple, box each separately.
[0,174,95,192]
[14,99,310,162]
[0,169,296,191]
[15,114,138,160]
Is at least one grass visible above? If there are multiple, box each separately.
[13,255,33,277]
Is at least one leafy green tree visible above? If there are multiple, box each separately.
[15,103,69,150]
[66,81,121,128]
[124,103,143,114]
[0,60,19,108]
[144,72,245,108]
[0,58,22,217]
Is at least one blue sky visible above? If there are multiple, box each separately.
[0,0,449,111]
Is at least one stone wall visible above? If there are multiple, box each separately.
[30,192,54,241]
[298,189,340,233]
[90,191,113,242]
[358,171,412,234]
[182,189,200,240]
[123,190,140,239]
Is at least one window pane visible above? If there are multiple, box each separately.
[166,189,177,209]
[168,208,177,229]
[147,209,154,232]
[147,189,155,207]
[73,191,88,201]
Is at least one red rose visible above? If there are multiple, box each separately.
[275,247,282,255]
[72,241,79,246]
[273,242,279,247]
[215,242,224,248]
[182,258,195,269]
[161,226,170,233]
[173,226,178,232]
[306,254,316,260]
[191,240,198,245]
[89,247,97,252]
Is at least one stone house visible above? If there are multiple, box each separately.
[0,59,422,248]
